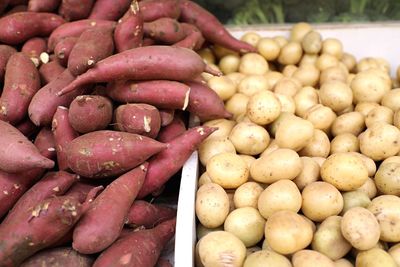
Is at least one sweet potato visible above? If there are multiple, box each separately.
[65,130,167,178]
[58,0,94,21]
[142,37,155,46]
[52,106,79,170]
[157,115,186,143]
[33,127,57,159]
[47,19,116,51]
[28,0,60,12]
[64,181,96,203]
[179,0,256,53]
[0,45,16,81]
[38,60,66,84]
[68,27,114,76]
[0,121,54,173]
[54,36,77,67]
[0,12,65,45]
[186,81,232,122]
[21,37,47,67]
[139,0,180,22]
[143,18,186,44]
[114,0,143,53]
[159,109,175,127]
[73,163,148,254]
[138,126,216,198]
[16,119,39,138]
[21,247,93,267]
[57,45,221,96]
[0,53,40,125]
[28,69,89,126]
[93,218,176,267]
[126,200,176,228]
[88,0,131,21]
[68,95,113,133]
[107,80,191,111]
[114,104,161,139]
[173,23,205,50]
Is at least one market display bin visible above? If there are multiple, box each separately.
[174,23,400,267]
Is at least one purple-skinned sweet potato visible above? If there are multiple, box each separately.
[21,37,47,67]
[0,45,16,81]
[173,23,205,50]
[159,109,175,127]
[157,115,186,143]
[0,12,65,45]
[57,46,221,96]
[28,0,60,12]
[143,17,186,44]
[88,0,131,21]
[54,36,77,67]
[58,0,94,21]
[38,60,66,84]
[139,0,180,22]
[138,126,216,198]
[65,130,167,178]
[126,200,176,228]
[64,181,96,203]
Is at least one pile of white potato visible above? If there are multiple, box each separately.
[194,23,400,267]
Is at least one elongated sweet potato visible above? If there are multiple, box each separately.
[0,53,40,125]
[52,106,79,170]
[68,95,113,133]
[0,12,65,45]
[54,36,77,67]
[58,0,94,21]
[57,46,221,96]
[159,109,175,127]
[114,0,143,53]
[16,119,39,138]
[126,200,176,228]
[157,115,186,143]
[173,23,205,50]
[28,69,89,126]
[64,181,95,203]
[21,247,93,267]
[88,0,131,21]
[66,130,167,178]
[179,0,256,53]
[47,19,116,51]
[38,60,66,84]
[0,45,16,81]
[21,37,47,67]
[143,18,186,44]
[107,80,191,111]
[73,163,148,254]
[33,127,57,159]
[139,0,180,22]
[93,218,176,267]
[0,121,54,173]
[114,104,161,139]
[68,27,114,76]
[28,0,60,12]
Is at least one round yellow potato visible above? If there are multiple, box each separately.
[273,77,302,97]
[290,22,312,42]
[239,53,269,75]
[219,54,241,75]
[244,250,292,267]
[257,37,280,61]
[226,72,246,85]
[292,64,320,87]
[382,156,400,165]
[207,152,249,189]
[357,57,390,73]
[207,76,236,101]
[292,249,335,267]
[368,195,400,242]
[349,152,377,177]
[293,157,320,190]
[224,207,265,247]
[250,148,302,184]
[198,137,236,166]
[294,86,319,118]
[365,106,393,128]
[198,172,212,187]
[334,258,354,267]
[234,181,264,209]
[197,231,246,267]
[321,152,368,191]
[331,112,365,137]
[238,154,256,169]
[260,138,280,157]
[203,119,236,141]
[354,102,380,117]
[301,31,322,54]
[351,69,391,103]
[275,94,296,114]
[316,54,339,71]
[225,93,249,119]
[356,248,397,267]
[198,47,216,64]
[265,210,314,255]
[258,179,302,219]
[341,53,356,72]
[196,183,230,228]
[320,65,348,84]
[313,156,326,167]
[388,243,400,266]
[302,181,344,222]
[240,32,261,47]
[322,38,343,59]
[374,162,400,196]
[319,81,353,113]
[238,75,270,96]
[282,64,298,77]
[229,121,270,156]
[275,115,314,151]
[265,71,284,89]
[341,207,380,250]
[300,53,318,66]
[330,133,359,154]
[299,129,330,158]
[247,90,281,125]
[278,42,303,65]
[359,122,400,161]
[356,177,377,199]
[196,224,223,240]
[381,88,400,111]
[304,104,337,133]
[341,191,371,215]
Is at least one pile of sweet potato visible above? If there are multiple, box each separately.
[0,0,251,266]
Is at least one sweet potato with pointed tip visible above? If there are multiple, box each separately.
[143,18,186,44]
[138,126,216,198]
[58,0,94,21]
[0,45,16,81]
[38,60,66,84]
[93,218,176,267]
[126,200,176,228]
[159,109,175,127]
[21,247,93,267]
[88,0,131,21]
[21,37,47,67]
[28,0,60,12]
[54,36,77,67]
[0,12,65,45]
[157,115,186,143]
[173,23,205,50]
[66,130,167,178]
[139,0,180,22]
[57,46,221,96]
[64,182,96,203]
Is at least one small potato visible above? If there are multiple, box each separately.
[278,41,303,65]
[240,32,261,47]
[275,115,314,151]
[330,133,360,154]
[354,102,380,117]
[265,210,314,255]
[207,76,236,101]
[258,179,302,219]
[365,106,393,128]
[374,162,400,196]
[341,207,380,250]
[312,216,352,260]
[198,137,236,166]
[316,54,339,71]
[322,38,343,59]
[349,152,377,177]
[356,177,377,199]
[294,86,319,118]
[341,53,356,72]
[226,72,246,86]
[224,207,265,247]
[356,248,397,267]
[382,156,400,165]
[219,54,241,75]
[250,148,302,183]
[302,181,344,222]
[264,71,284,89]
[351,69,391,103]
[198,172,212,187]
[273,77,302,97]
[239,53,269,75]
[282,65,298,77]
[319,81,353,113]
[299,129,330,158]
[247,90,281,125]
[203,119,236,141]
[331,112,365,137]
[225,93,249,119]
[238,75,270,96]
[359,122,400,161]
[229,121,270,156]
[198,48,216,64]
[207,152,249,189]
[196,183,230,228]
[389,243,400,266]
[341,191,371,215]
[197,231,246,267]
[292,250,335,267]
[234,181,264,209]
[381,88,400,111]
[268,112,294,137]
[275,93,296,114]
[357,57,390,74]
[368,195,400,242]
[292,64,320,87]
[320,66,348,84]
[260,139,280,157]
[300,53,318,66]
[196,224,223,240]
[257,37,280,61]
[244,250,292,267]
[293,157,320,190]
[290,22,313,42]
[301,31,322,54]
